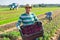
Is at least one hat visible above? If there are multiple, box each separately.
[25,4,32,8]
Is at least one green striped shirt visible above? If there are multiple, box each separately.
[16,12,39,28]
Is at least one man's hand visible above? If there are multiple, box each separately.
[17,26,21,30]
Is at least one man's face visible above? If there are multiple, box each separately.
[25,7,32,13]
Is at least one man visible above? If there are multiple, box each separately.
[45,11,52,21]
[16,4,40,40]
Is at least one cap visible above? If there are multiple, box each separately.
[25,4,32,8]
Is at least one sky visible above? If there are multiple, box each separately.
[0,0,60,5]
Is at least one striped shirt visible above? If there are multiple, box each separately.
[16,12,39,28]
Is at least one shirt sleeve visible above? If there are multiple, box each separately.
[32,14,39,22]
[16,16,22,29]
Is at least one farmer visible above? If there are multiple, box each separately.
[16,4,40,40]
[45,11,52,21]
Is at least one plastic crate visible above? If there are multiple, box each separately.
[20,22,44,40]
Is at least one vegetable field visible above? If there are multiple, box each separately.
[0,7,60,25]
[0,7,60,40]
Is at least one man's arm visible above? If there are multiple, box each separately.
[33,14,39,22]
[16,16,22,30]
[33,13,42,26]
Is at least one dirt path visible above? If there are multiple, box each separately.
[0,27,17,34]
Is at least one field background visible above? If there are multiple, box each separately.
[0,7,60,40]
[0,7,60,25]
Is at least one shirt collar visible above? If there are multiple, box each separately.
[25,12,32,15]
